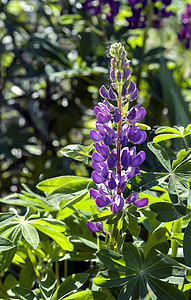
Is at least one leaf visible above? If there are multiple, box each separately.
[0,212,16,228]
[51,273,89,300]
[153,133,181,143]
[0,246,17,271]
[90,210,113,222]
[159,60,191,127]
[94,242,186,300]
[94,270,131,288]
[126,211,141,237]
[29,219,66,232]
[60,144,93,164]
[12,286,39,300]
[155,126,182,135]
[147,275,188,300]
[40,271,56,300]
[31,223,73,251]
[147,142,171,171]
[63,291,107,300]
[183,219,191,267]
[0,237,15,251]
[37,176,91,194]
[47,179,91,207]
[172,149,191,171]
[168,176,188,215]
[127,172,169,194]
[22,223,39,249]
[150,202,183,221]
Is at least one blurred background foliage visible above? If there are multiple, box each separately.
[0,0,191,196]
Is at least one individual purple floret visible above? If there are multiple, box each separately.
[82,0,120,24]
[111,194,124,213]
[178,4,191,49]
[87,42,148,234]
[126,192,148,207]
[126,0,172,29]
[87,220,103,232]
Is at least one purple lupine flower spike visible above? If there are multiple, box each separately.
[88,42,148,233]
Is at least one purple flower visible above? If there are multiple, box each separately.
[126,192,148,207]
[126,104,146,124]
[87,220,103,232]
[99,85,109,98]
[88,42,149,234]
[128,125,147,144]
[114,108,121,123]
[178,4,191,49]
[111,194,124,213]
[108,149,117,168]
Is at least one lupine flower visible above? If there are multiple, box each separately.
[87,220,103,232]
[126,192,148,207]
[178,4,191,49]
[126,0,173,29]
[82,0,120,23]
[87,42,148,231]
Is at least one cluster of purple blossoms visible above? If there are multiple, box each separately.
[126,0,172,29]
[82,0,120,23]
[87,43,148,232]
[178,4,191,49]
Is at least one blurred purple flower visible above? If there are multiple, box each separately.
[87,220,103,232]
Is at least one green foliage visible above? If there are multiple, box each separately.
[94,243,187,299]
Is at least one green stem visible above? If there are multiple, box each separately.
[55,261,60,287]
[64,260,67,278]
[110,83,123,251]
[27,245,41,281]
[183,136,189,151]
[110,221,118,250]
[96,233,100,251]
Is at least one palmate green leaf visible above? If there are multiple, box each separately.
[63,291,107,300]
[40,271,56,300]
[37,176,91,194]
[94,242,187,300]
[51,273,89,300]
[147,142,171,172]
[60,144,93,164]
[22,223,39,249]
[0,237,15,251]
[31,223,73,251]
[183,219,191,267]
[12,286,39,300]
[59,14,82,25]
